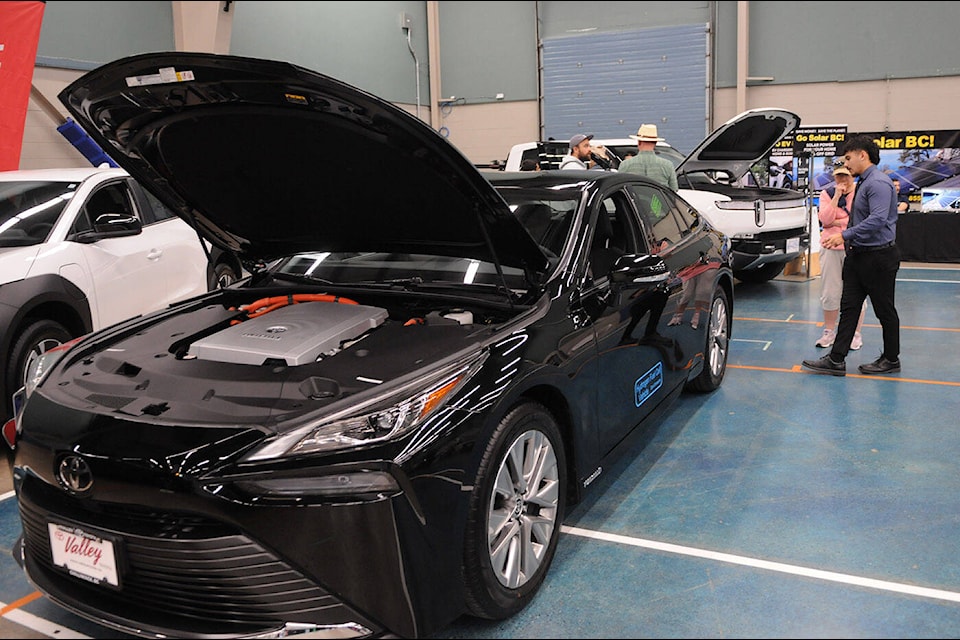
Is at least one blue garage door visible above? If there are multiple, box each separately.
[542,23,709,155]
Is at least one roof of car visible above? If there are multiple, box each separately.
[484,168,668,189]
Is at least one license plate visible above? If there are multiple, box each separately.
[787,237,800,253]
[48,522,120,587]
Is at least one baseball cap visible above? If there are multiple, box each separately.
[569,133,593,149]
[833,165,852,176]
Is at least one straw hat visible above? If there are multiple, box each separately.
[629,124,664,142]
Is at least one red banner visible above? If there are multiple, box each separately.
[0,1,46,171]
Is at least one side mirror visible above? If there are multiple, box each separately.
[74,213,142,243]
[93,212,142,234]
[610,254,670,285]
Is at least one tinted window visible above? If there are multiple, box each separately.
[83,182,136,225]
[502,195,579,258]
[0,180,76,247]
[141,188,179,223]
[628,184,685,252]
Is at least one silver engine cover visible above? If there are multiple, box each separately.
[191,301,388,366]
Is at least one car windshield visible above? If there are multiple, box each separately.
[498,191,579,259]
[0,181,77,247]
[271,250,534,299]
[270,190,580,296]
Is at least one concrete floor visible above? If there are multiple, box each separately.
[1,263,959,639]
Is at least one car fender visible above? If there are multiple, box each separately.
[466,356,599,506]
[0,273,93,389]
[0,246,44,284]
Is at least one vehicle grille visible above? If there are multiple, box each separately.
[17,478,364,635]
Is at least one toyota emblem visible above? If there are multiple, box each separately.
[58,455,93,493]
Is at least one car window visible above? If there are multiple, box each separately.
[80,181,138,231]
[628,184,686,252]
[140,187,180,224]
[587,192,640,279]
[671,193,701,231]
[600,191,640,255]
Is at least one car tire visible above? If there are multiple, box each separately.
[4,319,72,418]
[686,286,730,393]
[210,261,240,290]
[734,262,785,283]
[463,401,566,620]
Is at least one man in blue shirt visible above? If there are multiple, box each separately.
[803,134,901,376]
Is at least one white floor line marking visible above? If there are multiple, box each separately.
[731,338,772,350]
[0,490,15,502]
[0,605,91,638]
[561,525,960,604]
[898,277,960,284]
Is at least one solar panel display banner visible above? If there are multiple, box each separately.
[770,128,960,206]
[0,1,45,171]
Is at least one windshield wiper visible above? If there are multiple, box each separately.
[270,271,334,285]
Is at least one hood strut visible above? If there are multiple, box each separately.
[474,202,516,310]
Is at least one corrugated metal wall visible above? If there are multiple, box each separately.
[542,23,709,155]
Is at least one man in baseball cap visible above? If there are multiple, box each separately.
[560,133,594,170]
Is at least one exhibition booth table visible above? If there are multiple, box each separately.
[895,212,960,262]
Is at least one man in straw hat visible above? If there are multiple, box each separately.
[618,123,678,190]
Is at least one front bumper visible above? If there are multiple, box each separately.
[730,230,809,271]
[14,473,387,638]
[12,442,466,640]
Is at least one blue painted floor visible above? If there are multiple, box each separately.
[1,264,959,639]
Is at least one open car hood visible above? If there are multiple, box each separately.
[58,52,547,272]
[676,108,800,181]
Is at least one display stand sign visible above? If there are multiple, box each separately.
[0,1,46,171]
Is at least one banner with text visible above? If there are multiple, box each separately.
[770,128,960,200]
[0,1,46,171]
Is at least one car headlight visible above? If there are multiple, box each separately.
[246,352,488,460]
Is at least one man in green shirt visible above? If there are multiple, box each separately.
[618,124,679,191]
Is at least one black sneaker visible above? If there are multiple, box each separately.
[802,354,846,376]
[858,356,901,375]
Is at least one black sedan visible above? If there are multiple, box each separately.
[8,52,733,639]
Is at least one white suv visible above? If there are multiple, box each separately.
[502,108,810,283]
[675,108,809,283]
[0,167,241,422]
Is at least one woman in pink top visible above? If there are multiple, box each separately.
[816,165,865,349]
